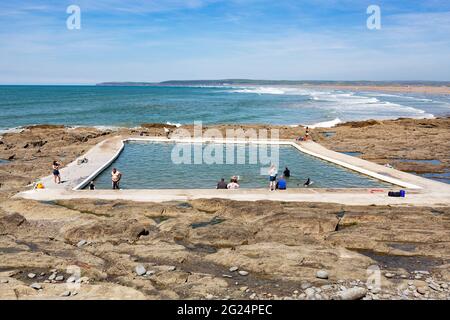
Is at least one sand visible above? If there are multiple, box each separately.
[299,84,450,95]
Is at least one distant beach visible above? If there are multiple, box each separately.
[299,84,450,95]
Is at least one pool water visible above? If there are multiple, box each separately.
[92,142,391,189]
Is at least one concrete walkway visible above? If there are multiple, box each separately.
[38,136,124,190]
[16,136,450,206]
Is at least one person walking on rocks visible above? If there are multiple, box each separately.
[52,161,61,184]
[111,168,122,190]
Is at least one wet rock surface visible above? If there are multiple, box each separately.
[317,117,450,179]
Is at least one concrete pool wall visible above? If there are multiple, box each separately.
[16,135,450,206]
[77,136,422,190]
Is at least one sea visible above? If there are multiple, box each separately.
[0,85,449,132]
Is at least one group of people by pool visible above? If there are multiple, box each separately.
[51,161,122,190]
[52,163,312,191]
[216,165,311,191]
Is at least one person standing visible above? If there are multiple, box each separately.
[268,164,277,191]
[52,161,61,184]
[111,168,122,190]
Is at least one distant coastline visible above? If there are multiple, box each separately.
[96,79,450,95]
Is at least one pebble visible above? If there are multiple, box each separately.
[48,273,56,281]
[27,273,36,279]
[55,275,64,281]
[229,266,239,272]
[417,287,427,295]
[305,288,315,297]
[0,279,9,284]
[249,293,257,299]
[239,286,248,292]
[293,290,299,294]
[61,291,71,297]
[321,285,333,291]
[441,283,448,289]
[167,266,176,271]
[415,275,422,279]
[205,294,214,300]
[30,283,42,290]
[146,270,155,276]
[222,274,232,278]
[66,276,77,283]
[76,277,90,284]
[335,287,367,300]
[77,240,87,247]
[384,272,395,278]
[316,270,329,279]
[428,283,440,291]
[135,265,146,276]
[238,270,249,276]
[416,270,430,275]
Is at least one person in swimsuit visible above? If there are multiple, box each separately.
[111,168,122,190]
[268,164,277,191]
[52,161,61,184]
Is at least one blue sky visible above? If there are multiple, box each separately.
[0,0,449,84]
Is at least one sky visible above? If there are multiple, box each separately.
[0,0,449,84]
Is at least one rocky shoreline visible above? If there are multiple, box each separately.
[0,117,449,300]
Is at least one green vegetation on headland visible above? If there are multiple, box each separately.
[96,80,450,87]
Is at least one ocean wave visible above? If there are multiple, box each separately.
[0,127,24,135]
[166,121,182,127]
[229,87,289,95]
[307,118,342,128]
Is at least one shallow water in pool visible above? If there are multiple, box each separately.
[92,142,391,189]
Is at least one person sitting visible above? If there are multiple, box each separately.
[227,178,240,189]
[89,181,96,190]
[216,178,228,189]
[283,167,290,178]
[304,177,311,187]
[276,176,287,190]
